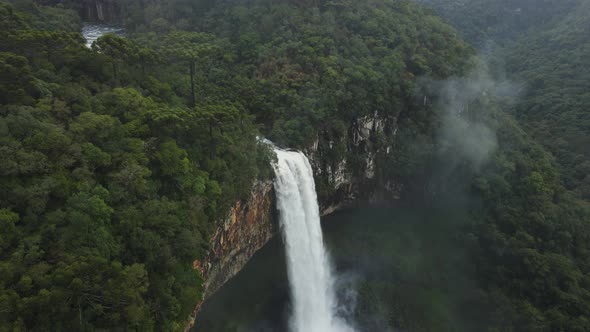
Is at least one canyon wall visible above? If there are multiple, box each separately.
[187,180,277,329]
[196,180,277,301]
[188,113,403,329]
[308,111,403,214]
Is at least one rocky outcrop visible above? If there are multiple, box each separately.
[81,0,120,22]
[200,180,277,299]
[308,112,402,214]
[38,0,121,22]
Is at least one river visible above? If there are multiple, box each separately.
[81,23,124,48]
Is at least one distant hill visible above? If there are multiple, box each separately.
[414,0,590,200]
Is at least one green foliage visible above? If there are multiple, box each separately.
[122,0,472,145]
[468,114,590,331]
[413,0,580,47]
[0,1,268,330]
[13,0,81,32]
[503,1,590,200]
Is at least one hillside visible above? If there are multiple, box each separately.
[413,0,580,47]
[414,0,590,200]
[505,1,590,199]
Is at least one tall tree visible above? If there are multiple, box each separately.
[161,31,219,108]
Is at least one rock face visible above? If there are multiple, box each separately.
[199,180,277,300]
[308,112,402,215]
[187,180,277,330]
[81,0,120,22]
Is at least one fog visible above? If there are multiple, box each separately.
[434,64,498,169]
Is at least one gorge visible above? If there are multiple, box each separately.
[2,1,590,331]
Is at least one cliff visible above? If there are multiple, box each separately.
[187,112,403,330]
[309,111,403,214]
[80,0,120,22]
[198,180,277,299]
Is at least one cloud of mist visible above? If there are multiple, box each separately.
[334,271,359,328]
[425,62,522,170]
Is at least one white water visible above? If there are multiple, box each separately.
[272,148,355,332]
[82,24,124,48]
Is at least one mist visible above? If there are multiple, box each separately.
[436,65,497,169]
[424,61,523,172]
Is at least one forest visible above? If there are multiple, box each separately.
[415,0,590,200]
[1,0,589,331]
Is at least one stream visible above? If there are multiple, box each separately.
[81,23,124,48]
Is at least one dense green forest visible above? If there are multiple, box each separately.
[1,0,589,331]
[414,0,581,47]
[0,1,272,330]
[505,1,590,200]
[415,0,590,200]
[409,1,590,330]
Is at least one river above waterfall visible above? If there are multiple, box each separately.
[193,206,498,332]
[82,23,124,48]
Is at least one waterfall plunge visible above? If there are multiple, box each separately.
[272,148,354,332]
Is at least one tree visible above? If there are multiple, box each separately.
[92,34,138,85]
[161,31,220,107]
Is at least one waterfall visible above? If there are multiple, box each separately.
[272,148,354,332]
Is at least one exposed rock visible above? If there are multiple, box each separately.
[187,180,277,330]
[201,180,276,300]
[352,111,385,147]
[307,111,400,214]
[81,0,120,22]
[365,152,376,179]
